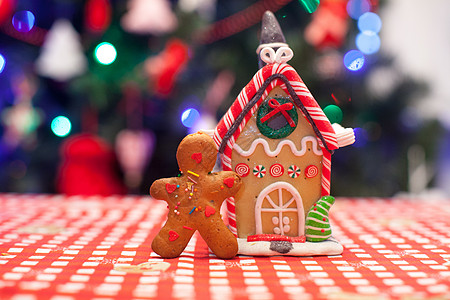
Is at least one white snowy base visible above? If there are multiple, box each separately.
[237,237,343,256]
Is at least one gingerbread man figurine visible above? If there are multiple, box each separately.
[150,132,242,259]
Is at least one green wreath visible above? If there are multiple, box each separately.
[256,97,298,139]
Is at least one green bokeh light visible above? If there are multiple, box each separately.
[298,0,320,13]
[51,116,72,137]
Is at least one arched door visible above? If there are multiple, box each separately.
[255,182,304,237]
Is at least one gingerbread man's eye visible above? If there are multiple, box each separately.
[191,152,202,163]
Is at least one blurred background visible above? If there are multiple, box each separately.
[0,0,449,197]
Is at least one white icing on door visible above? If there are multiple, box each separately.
[254,182,304,236]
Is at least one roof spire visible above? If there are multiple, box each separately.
[257,11,289,69]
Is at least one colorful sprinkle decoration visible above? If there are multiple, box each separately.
[253,165,266,178]
[187,170,200,177]
[288,165,301,178]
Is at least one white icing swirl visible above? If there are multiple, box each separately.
[233,136,322,158]
[259,46,293,64]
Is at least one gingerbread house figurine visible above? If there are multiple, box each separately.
[213,11,355,256]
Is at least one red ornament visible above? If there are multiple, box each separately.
[57,133,127,196]
[0,0,15,25]
[84,0,112,33]
[144,39,189,97]
[304,0,349,50]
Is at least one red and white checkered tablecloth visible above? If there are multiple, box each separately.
[0,194,449,299]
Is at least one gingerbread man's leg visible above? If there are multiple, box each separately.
[152,221,195,258]
[198,217,238,259]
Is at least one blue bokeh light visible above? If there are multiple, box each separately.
[358,12,382,34]
[346,0,371,20]
[51,116,72,137]
[0,54,5,74]
[181,108,200,128]
[344,50,365,71]
[356,32,380,54]
[352,127,367,148]
[12,10,36,33]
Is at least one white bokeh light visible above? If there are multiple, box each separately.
[94,42,117,65]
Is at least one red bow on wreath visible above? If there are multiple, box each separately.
[260,99,296,127]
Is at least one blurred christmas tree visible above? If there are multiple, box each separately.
[0,0,438,196]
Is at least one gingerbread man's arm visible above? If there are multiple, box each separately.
[150,177,179,204]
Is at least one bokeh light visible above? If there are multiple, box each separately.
[352,127,368,148]
[0,54,5,74]
[344,50,365,71]
[298,0,320,13]
[346,0,371,20]
[51,116,72,137]
[358,12,382,34]
[323,105,343,124]
[181,108,200,128]
[356,32,380,54]
[94,42,117,65]
[12,10,35,33]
